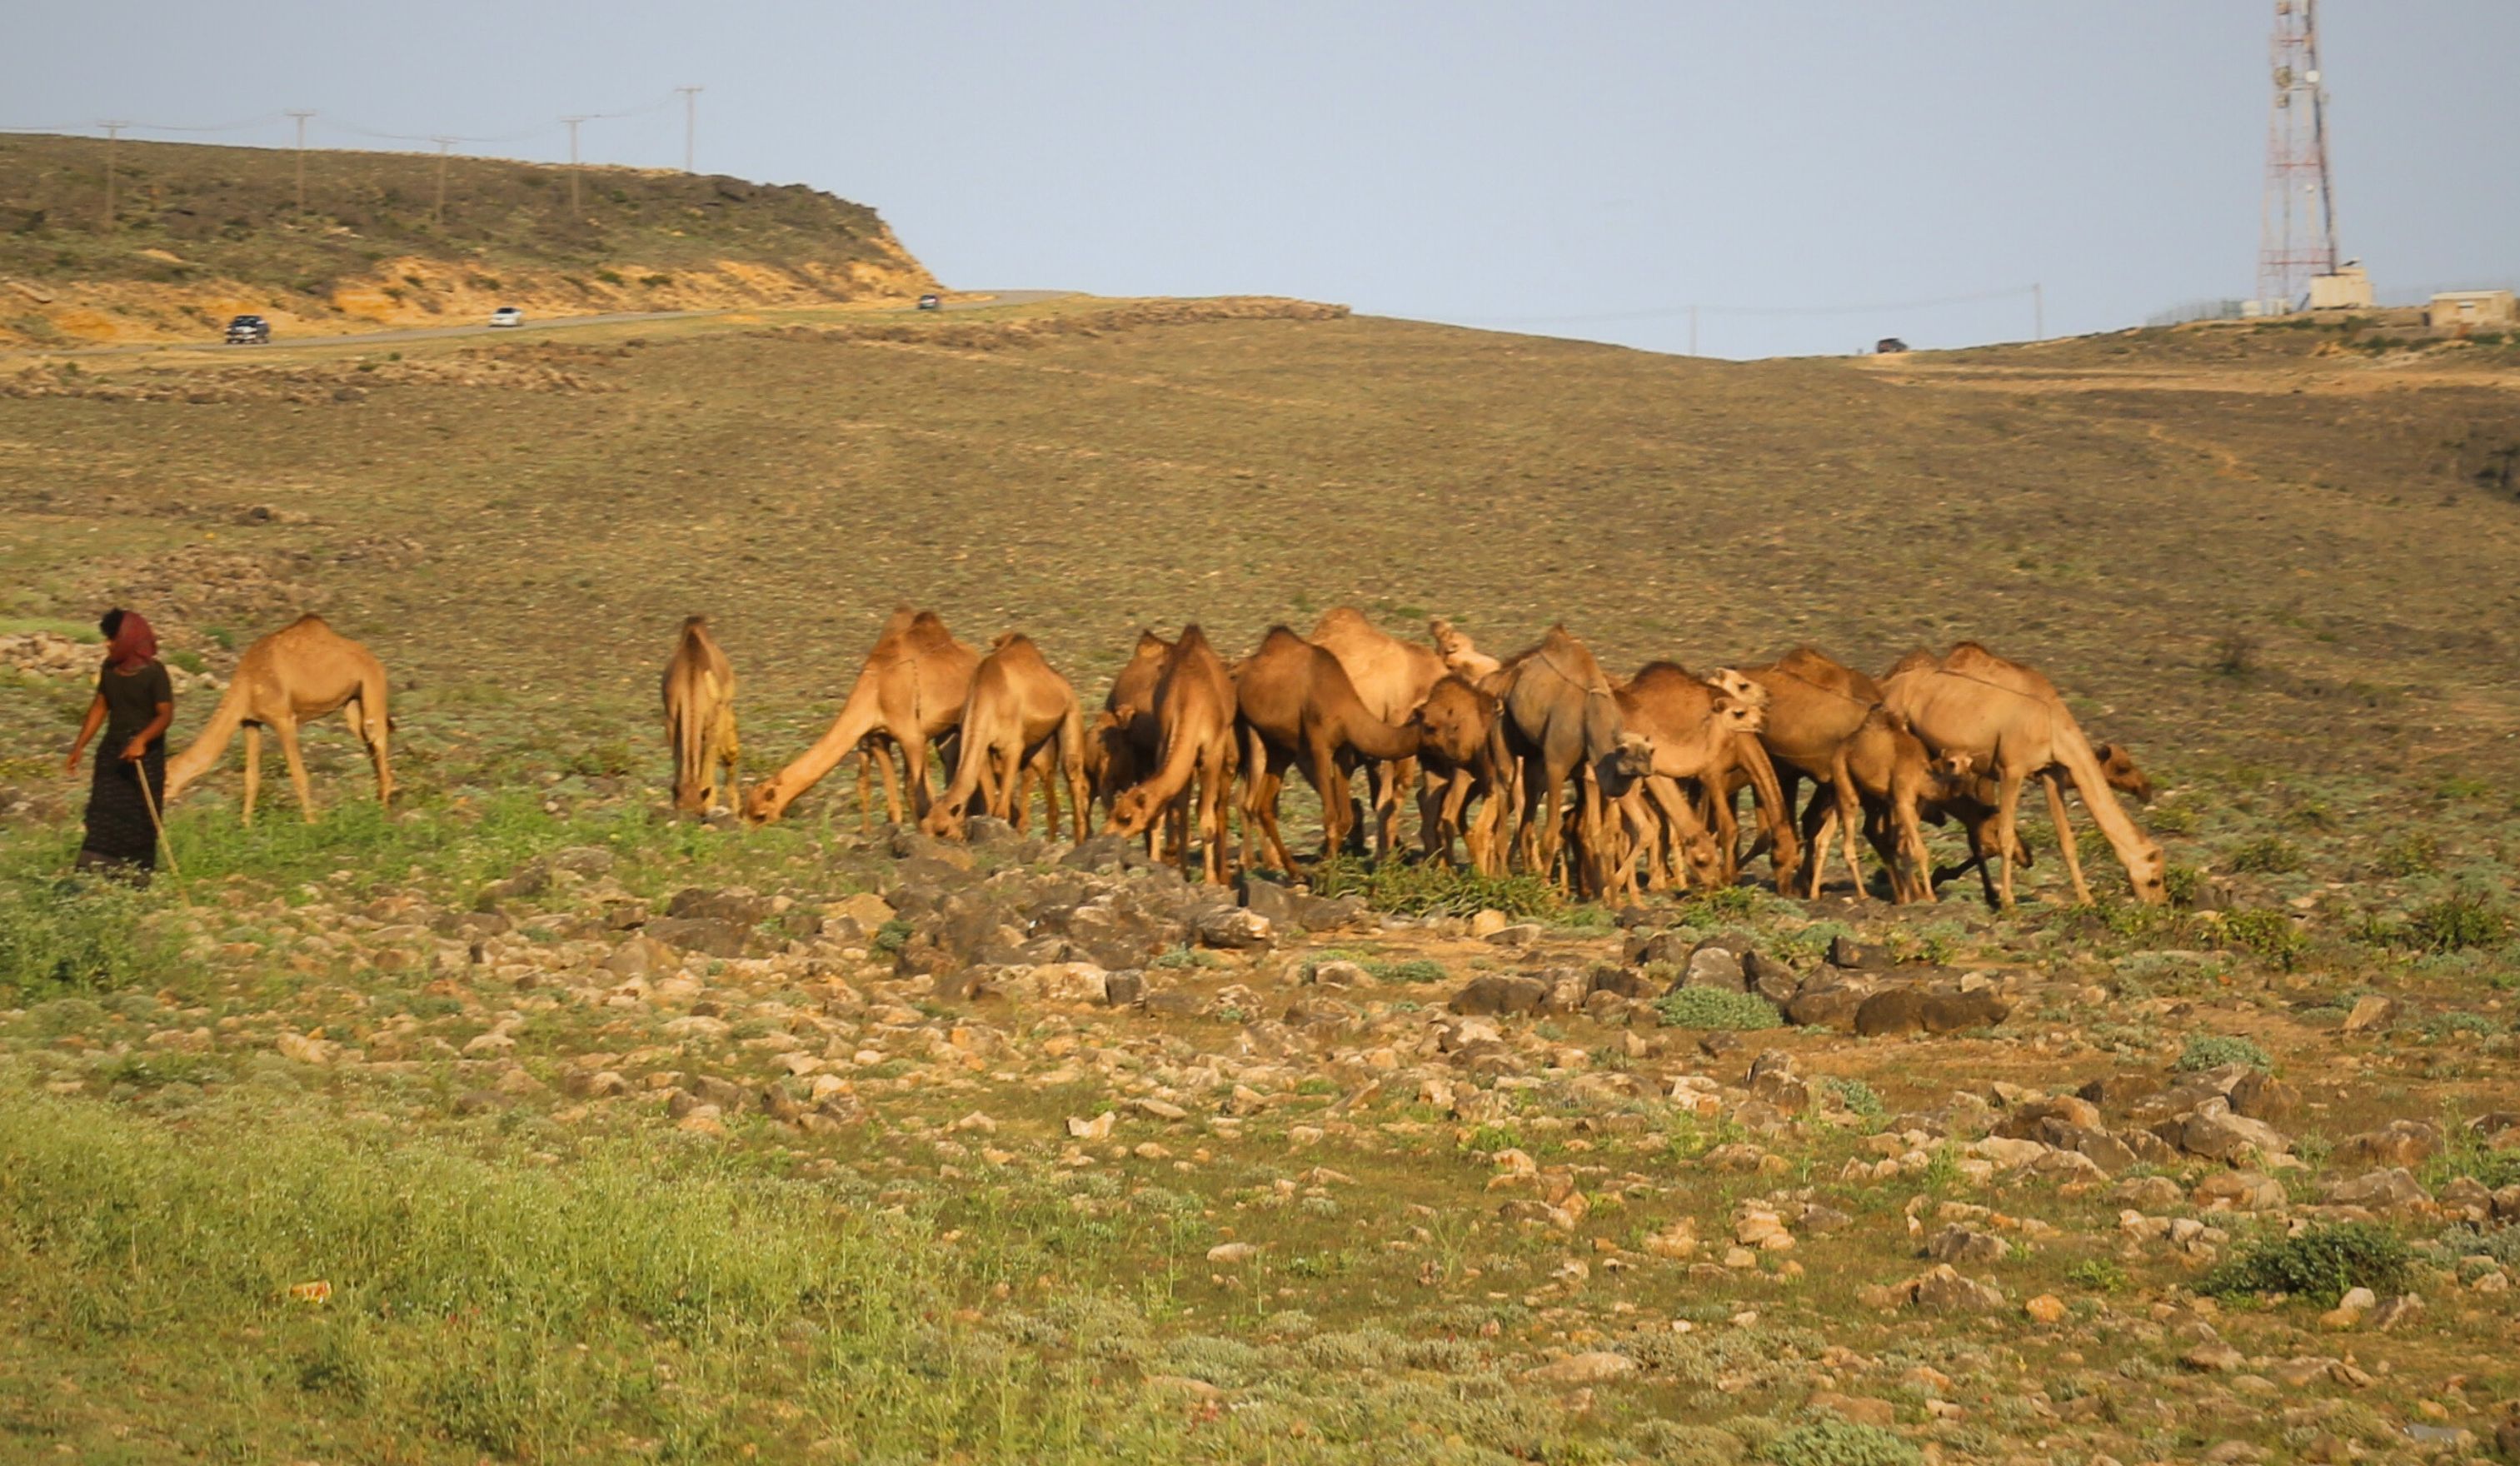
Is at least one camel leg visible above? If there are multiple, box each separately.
[2043,773,2091,905]
[342,696,392,811]
[1439,771,1474,867]
[855,752,876,834]
[1198,747,1232,885]
[274,720,317,824]
[901,735,935,820]
[1308,736,1349,862]
[242,723,262,827]
[1991,769,2027,910]
[1253,761,1298,878]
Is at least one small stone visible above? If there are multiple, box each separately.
[2024,1294,2068,1324]
[1205,1242,1257,1264]
[1484,922,1544,949]
[2367,1294,2422,1331]
[2341,994,2398,1033]
[1469,909,1509,938]
[2182,1343,2246,1373]
[1066,1112,1115,1141]
[1525,1351,1636,1387]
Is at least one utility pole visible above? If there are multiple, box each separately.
[675,86,702,173]
[431,137,457,227]
[2033,282,2044,342]
[1689,305,1699,357]
[285,109,315,211]
[561,115,589,217]
[99,121,129,231]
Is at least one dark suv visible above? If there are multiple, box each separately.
[225,315,271,345]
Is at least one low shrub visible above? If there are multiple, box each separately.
[1763,1416,1922,1466]
[0,882,173,1000]
[2173,1035,2271,1074]
[2200,1222,2413,1307]
[1307,856,1555,919]
[2219,908,2306,969]
[1364,958,1447,984]
[1654,987,1782,1031]
[2400,893,2510,954]
[2224,836,2305,875]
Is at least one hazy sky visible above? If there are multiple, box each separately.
[7,2,2513,357]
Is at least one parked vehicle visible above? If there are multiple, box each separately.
[225,315,271,345]
[488,307,525,328]
[1874,337,1909,355]
[916,294,942,312]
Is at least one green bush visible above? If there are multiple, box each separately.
[2400,893,2510,954]
[0,883,172,1000]
[1654,987,1782,1031]
[2065,1259,2129,1293]
[1364,958,1448,984]
[2373,833,2441,877]
[2200,1222,2413,1308]
[1307,855,1555,919]
[1763,1417,1922,1466]
[2219,908,2305,969]
[1817,1076,1885,1121]
[2174,1035,2271,1074]
[2437,1223,2520,1267]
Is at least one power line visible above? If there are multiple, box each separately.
[1470,283,2043,327]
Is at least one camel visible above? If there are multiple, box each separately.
[745,607,978,825]
[1488,626,1626,890]
[1230,628,1423,875]
[661,616,740,815]
[1734,647,1894,900]
[1429,617,1503,682]
[1926,740,2158,903]
[921,634,1090,842]
[1410,674,1510,870]
[1793,707,1939,903]
[1881,642,2167,908]
[1088,631,1173,821]
[1308,608,1446,857]
[1106,626,1240,885]
[163,615,392,825]
[1617,662,1800,888]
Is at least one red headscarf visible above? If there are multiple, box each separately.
[105,611,158,673]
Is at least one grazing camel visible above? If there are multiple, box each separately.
[1106,626,1240,885]
[1410,674,1509,870]
[1490,626,1625,890]
[745,607,978,825]
[1618,662,1800,887]
[922,634,1090,842]
[1088,631,1173,823]
[1230,628,1423,875]
[164,615,392,825]
[1881,643,2167,908]
[1307,607,1445,857]
[661,616,740,815]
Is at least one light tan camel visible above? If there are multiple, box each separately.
[1882,642,2167,907]
[661,616,739,815]
[1106,626,1240,885]
[164,614,392,825]
[1927,740,2158,903]
[921,634,1090,842]
[1429,617,1503,682]
[1230,628,1424,875]
[1308,607,1445,857]
[1617,662,1800,887]
[745,607,978,825]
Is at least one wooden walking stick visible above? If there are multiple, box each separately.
[132,757,187,898]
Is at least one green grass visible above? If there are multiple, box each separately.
[2173,1035,2272,1074]
[1653,987,1782,1032]
[1307,855,1556,919]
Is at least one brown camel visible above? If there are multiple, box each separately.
[661,616,740,815]
[1489,626,1625,890]
[1088,631,1173,823]
[1735,647,1893,899]
[1409,674,1509,870]
[1617,662,1800,887]
[1106,626,1240,884]
[1308,608,1445,856]
[1795,708,1938,903]
[1882,642,2168,907]
[164,614,392,825]
[922,634,1090,842]
[1230,627,1423,875]
[745,607,978,825]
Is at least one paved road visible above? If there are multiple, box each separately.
[25,289,1076,360]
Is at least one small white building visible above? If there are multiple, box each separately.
[2426,289,2517,333]
[2308,262,2373,310]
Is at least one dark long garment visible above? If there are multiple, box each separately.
[79,659,173,876]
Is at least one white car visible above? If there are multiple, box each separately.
[488,307,524,328]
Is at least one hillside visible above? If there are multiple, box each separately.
[2,304,2518,1461]
[0,133,938,345]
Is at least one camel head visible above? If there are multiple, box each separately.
[1605,731,1657,782]
[1105,786,1158,837]
[1706,667,1768,712]
[2123,839,2169,905]
[742,779,791,825]
[1712,692,1765,737]
[2093,743,2157,805]
[920,800,968,841]
[1677,828,1726,890]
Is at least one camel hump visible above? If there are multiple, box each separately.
[1884,647,1940,679]
[991,630,1030,651]
[1175,624,1212,653]
[1772,646,1843,679]
[1310,606,1369,636]
[681,613,709,632]
[1255,626,1308,653]
[1134,629,1171,656]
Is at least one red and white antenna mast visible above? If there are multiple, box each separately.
[2258,0,2339,312]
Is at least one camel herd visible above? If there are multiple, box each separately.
[137,606,2163,911]
[670,607,2168,910]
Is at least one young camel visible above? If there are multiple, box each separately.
[1926,740,2157,903]
[1734,647,1879,898]
[1087,631,1173,830]
[1606,671,1767,897]
[1106,626,1240,885]
[1616,662,1800,888]
[1429,617,1503,682]
[165,614,392,825]
[1307,607,1445,857]
[1794,707,1939,903]
[745,607,978,825]
[661,616,740,815]
[1230,627,1422,875]
[921,633,1090,842]
[1881,642,2168,908]
[1410,674,1509,870]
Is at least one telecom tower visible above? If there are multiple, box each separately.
[2257,0,2338,312]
